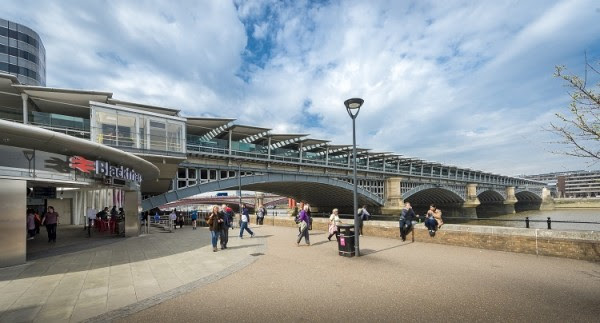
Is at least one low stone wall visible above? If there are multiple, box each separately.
[252,215,600,262]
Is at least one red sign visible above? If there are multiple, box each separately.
[68,155,142,183]
[69,156,95,173]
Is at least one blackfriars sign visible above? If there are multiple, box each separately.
[69,156,142,184]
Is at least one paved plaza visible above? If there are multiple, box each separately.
[0,222,599,322]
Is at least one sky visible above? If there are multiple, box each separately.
[2,0,600,176]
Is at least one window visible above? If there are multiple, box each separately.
[167,122,183,152]
[178,168,187,179]
[139,116,146,149]
[96,111,118,145]
[117,114,136,147]
[149,120,166,151]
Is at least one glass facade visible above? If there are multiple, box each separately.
[0,19,46,86]
[91,104,185,154]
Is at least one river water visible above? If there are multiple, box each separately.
[453,209,600,231]
[327,209,600,231]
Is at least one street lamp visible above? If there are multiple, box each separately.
[344,97,364,257]
[237,161,243,216]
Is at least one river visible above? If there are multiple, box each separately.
[324,209,600,231]
[450,209,600,231]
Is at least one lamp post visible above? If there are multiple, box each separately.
[237,161,243,216]
[344,97,364,257]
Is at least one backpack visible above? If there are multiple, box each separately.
[359,209,368,221]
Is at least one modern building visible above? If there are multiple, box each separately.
[0,18,45,86]
[522,170,600,198]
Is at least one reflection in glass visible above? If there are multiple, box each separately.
[167,122,183,152]
[150,120,166,151]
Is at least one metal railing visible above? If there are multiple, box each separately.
[309,213,600,230]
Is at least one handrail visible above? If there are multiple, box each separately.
[310,213,600,230]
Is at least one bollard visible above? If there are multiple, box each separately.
[547,217,551,230]
[525,217,529,229]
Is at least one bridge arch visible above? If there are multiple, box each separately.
[403,185,465,205]
[514,190,543,212]
[477,190,505,203]
[476,189,508,217]
[142,174,384,211]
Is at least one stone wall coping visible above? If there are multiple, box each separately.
[276,215,600,241]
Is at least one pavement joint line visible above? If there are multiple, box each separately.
[66,244,103,322]
[82,237,267,323]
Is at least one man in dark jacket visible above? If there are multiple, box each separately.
[219,204,232,249]
[399,201,417,241]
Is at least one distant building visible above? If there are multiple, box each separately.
[0,18,46,86]
[522,170,600,198]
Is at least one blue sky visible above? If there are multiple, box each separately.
[2,0,600,175]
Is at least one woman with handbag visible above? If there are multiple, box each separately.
[207,206,223,252]
[327,208,341,242]
[296,205,310,246]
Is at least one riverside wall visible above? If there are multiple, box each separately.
[252,215,600,262]
[553,198,600,208]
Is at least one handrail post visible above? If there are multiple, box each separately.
[525,217,529,229]
[547,217,551,230]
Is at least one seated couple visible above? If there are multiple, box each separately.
[399,202,443,240]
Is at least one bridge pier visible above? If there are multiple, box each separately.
[460,183,480,218]
[503,186,517,214]
[381,177,403,215]
[255,192,265,208]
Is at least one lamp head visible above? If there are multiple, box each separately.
[345,98,364,118]
[344,98,364,110]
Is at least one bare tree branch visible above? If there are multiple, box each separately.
[550,61,600,160]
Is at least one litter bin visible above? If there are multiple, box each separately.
[337,224,355,257]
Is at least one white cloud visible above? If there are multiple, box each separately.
[2,0,600,176]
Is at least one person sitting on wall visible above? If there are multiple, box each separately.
[424,204,443,237]
[399,201,418,242]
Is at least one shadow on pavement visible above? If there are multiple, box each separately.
[226,244,262,250]
[2,225,214,282]
[361,243,409,256]
[310,240,334,246]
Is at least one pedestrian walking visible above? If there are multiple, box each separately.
[169,209,177,231]
[191,209,198,230]
[357,205,370,236]
[399,201,417,241]
[306,204,313,230]
[295,202,305,233]
[257,205,266,225]
[327,208,341,242]
[27,208,36,240]
[177,212,184,228]
[207,206,223,252]
[239,204,254,238]
[296,205,310,246]
[34,210,41,234]
[41,206,59,243]
[85,207,95,237]
[154,210,160,224]
[424,204,443,237]
[219,204,231,249]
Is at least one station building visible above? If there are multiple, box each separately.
[0,70,192,267]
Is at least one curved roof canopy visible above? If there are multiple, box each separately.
[0,119,160,182]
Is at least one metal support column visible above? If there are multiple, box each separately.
[21,93,28,124]
[228,130,233,155]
